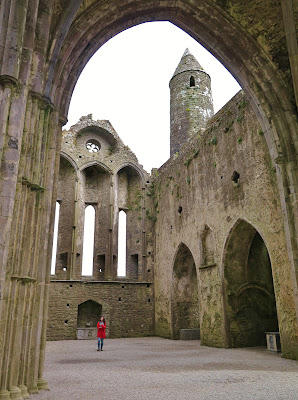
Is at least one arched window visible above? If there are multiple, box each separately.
[117,210,127,277]
[50,201,60,275]
[190,76,195,87]
[82,205,96,276]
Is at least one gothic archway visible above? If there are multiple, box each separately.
[171,243,200,340]
[52,155,77,279]
[116,165,144,280]
[49,6,297,323]
[223,220,279,348]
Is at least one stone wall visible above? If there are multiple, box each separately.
[47,281,154,340]
[153,91,298,358]
[47,116,155,341]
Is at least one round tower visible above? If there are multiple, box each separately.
[169,48,214,156]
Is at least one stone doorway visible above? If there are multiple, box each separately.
[223,220,279,348]
[171,243,200,340]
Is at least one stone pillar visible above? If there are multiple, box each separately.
[141,186,147,281]
[107,176,114,280]
[70,174,79,280]
[0,85,61,397]
[37,111,62,392]
[0,81,30,400]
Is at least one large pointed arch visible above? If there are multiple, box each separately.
[171,242,200,340]
[115,164,144,280]
[46,5,298,318]
[222,219,279,349]
[51,2,297,168]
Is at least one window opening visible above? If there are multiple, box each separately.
[117,210,127,277]
[190,76,195,87]
[82,205,96,276]
[50,201,60,275]
[85,139,101,153]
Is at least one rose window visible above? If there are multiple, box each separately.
[86,139,101,153]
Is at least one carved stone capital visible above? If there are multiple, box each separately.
[0,74,19,88]
[29,91,55,110]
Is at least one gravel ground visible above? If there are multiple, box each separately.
[32,337,298,400]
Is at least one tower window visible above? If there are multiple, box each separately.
[190,76,195,87]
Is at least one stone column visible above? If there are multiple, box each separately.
[0,81,29,400]
[70,173,79,280]
[37,111,62,392]
[141,186,147,281]
[107,176,115,279]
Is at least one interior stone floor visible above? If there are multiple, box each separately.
[32,337,298,400]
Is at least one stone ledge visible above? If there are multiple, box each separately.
[50,279,152,285]
[199,263,217,269]
[11,275,36,282]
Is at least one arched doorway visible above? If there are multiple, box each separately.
[171,243,200,340]
[223,220,279,348]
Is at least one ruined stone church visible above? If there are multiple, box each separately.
[47,47,293,349]
[0,1,297,399]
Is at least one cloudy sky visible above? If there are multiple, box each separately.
[65,21,241,173]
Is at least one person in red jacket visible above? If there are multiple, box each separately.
[97,316,106,351]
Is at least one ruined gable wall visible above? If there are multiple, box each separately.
[153,91,298,358]
[46,116,155,341]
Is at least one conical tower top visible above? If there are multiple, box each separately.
[169,48,213,156]
[171,48,204,81]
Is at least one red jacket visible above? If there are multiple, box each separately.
[97,321,106,338]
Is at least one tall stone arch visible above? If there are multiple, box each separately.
[222,220,282,352]
[171,243,200,340]
[53,155,77,280]
[115,165,145,280]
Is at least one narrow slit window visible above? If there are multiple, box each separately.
[82,205,95,276]
[190,76,195,87]
[117,210,127,277]
[50,201,60,275]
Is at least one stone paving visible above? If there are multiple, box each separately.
[33,337,298,400]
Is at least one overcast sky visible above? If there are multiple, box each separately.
[65,21,241,173]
